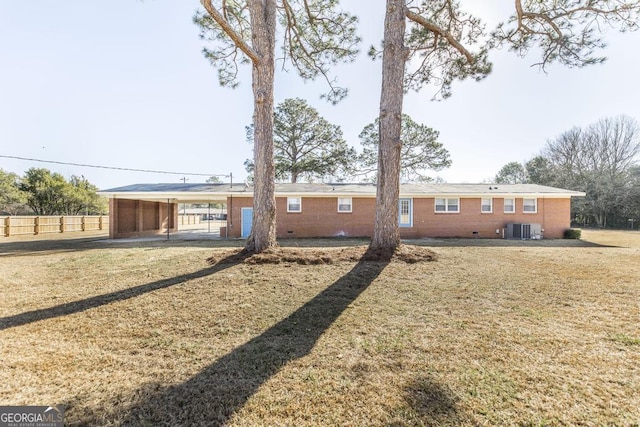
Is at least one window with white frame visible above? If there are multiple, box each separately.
[523,198,537,213]
[399,198,412,227]
[481,198,493,213]
[287,197,302,213]
[504,198,515,213]
[337,197,352,213]
[435,198,459,213]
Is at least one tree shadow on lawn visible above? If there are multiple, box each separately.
[0,252,245,331]
[76,252,391,426]
[0,236,242,257]
[390,376,465,426]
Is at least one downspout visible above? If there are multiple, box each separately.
[228,194,233,239]
[542,196,545,238]
[228,175,233,240]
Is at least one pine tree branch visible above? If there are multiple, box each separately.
[200,0,261,64]
[405,10,474,64]
[514,0,564,40]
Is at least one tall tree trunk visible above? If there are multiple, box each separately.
[370,0,407,250]
[245,0,277,253]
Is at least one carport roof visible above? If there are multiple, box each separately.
[98,182,585,202]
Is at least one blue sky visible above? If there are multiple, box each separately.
[1,1,639,190]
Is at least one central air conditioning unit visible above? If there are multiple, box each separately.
[505,223,542,240]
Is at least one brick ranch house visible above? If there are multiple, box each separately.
[99,183,585,240]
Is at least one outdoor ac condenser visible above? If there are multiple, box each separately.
[505,223,542,240]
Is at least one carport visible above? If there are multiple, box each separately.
[98,183,247,239]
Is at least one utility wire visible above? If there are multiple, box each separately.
[0,154,229,177]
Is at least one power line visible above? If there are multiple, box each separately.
[0,154,229,178]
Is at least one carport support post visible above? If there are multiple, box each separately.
[167,198,170,241]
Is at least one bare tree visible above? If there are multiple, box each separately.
[195,0,359,253]
[545,115,640,227]
[371,0,640,250]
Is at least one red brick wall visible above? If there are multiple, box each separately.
[276,197,375,238]
[115,198,137,234]
[142,201,160,231]
[225,196,375,238]
[109,198,177,238]
[226,196,572,239]
[226,196,252,238]
[403,197,570,239]
[539,197,572,239]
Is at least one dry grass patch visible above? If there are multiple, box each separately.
[0,230,639,426]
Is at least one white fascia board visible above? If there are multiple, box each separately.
[272,190,580,198]
[276,192,586,198]
[98,192,236,201]
[395,192,586,199]
[99,190,586,200]
[274,191,375,198]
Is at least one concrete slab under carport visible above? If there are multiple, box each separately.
[100,224,238,243]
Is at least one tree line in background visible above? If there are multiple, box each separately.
[495,115,640,229]
[0,168,106,216]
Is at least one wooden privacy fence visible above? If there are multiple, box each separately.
[2,215,109,237]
